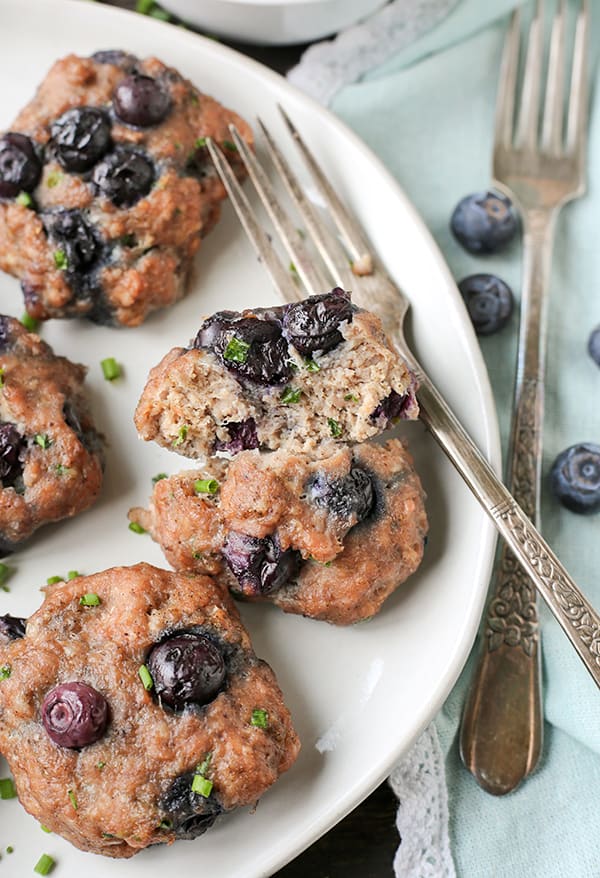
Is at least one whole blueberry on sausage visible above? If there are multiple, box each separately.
[42,681,109,748]
[283,288,353,355]
[44,209,99,271]
[223,531,300,595]
[309,465,374,524]
[0,614,26,643]
[91,49,138,69]
[159,773,223,840]
[0,423,25,488]
[450,191,518,254]
[113,73,171,127]
[458,274,514,335]
[196,312,291,385]
[0,133,41,198]
[550,443,600,514]
[146,632,226,710]
[50,107,111,172]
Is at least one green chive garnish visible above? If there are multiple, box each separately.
[96,762,105,770]
[152,473,168,484]
[0,665,12,680]
[46,575,63,586]
[172,424,188,447]
[328,418,342,438]
[194,137,207,149]
[191,775,213,797]
[46,170,63,189]
[222,140,237,152]
[16,191,33,208]
[34,434,52,449]
[100,357,121,381]
[281,387,302,405]
[193,478,219,494]
[129,521,147,535]
[0,367,4,387]
[6,845,13,853]
[289,261,298,275]
[250,708,268,729]
[304,358,320,373]
[0,778,16,799]
[135,0,154,12]
[79,593,100,607]
[150,7,171,19]
[0,563,13,590]
[158,819,172,831]
[344,393,359,402]
[223,336,250,364]
[120,233,137,248]
[21,312,39,333]
[68,789,78,810]
[67,570,80,580]
[34,853,55,875]
[53,249,68,270]
[138,664,153,690]
[40,824,52,833]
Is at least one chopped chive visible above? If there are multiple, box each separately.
[53,249,68,270]
[138,664,154,691]
[172,424,188,447]
[223,336,250,364]
[193,478,219,495]
[128,521,147,535]
[0,562,13,589]
[55,464,74,476]
[344,393,359,402]
[191,775,213,797]
[250,708,268,729]
[304,358,320,373]
[96,762,105,770]
[196,753,212,776]
[192,551,203,560]
[158,819,172,831]
[67,570,80,580]
[152,472,168,484]
[327,418,342,438]
[46,170,63,189]
[194,137,207,149]
[135,0,154,11]
[0,665,12,680]
[34,433,52,449]
[289,261,298,275]
[150,7,171,19]
[280,387,302,405]
[79,593,100,607]
[16,191,33,208]
[46,575,63,586]
[0,778,16,799]
[40,824,52,833]
[68,789,78,810]
[0,367,4,387]
[34,853,55,875]
[101,832,116,839]
[120,233,137,247]
[21,312,39,333]
[100,357,121,381]
[222,140,237,152]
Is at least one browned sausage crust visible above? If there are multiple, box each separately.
[0,315,103,552]
[0,52,252,326]
[0,563,300,858]
[130,439,428,625]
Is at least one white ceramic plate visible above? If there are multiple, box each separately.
[0,1,500,875]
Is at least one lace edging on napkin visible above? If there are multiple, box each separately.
[287,0,459,105]
[389,722,456,878]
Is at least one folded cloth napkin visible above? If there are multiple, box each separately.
[291,2,600,876]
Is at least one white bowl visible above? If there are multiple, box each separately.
[160,0,387,45]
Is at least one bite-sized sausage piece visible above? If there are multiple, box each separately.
[0,52,252,327]
[130,439,427,624]
[0,314,103,552]
[134,290,418,458]
[0,563,299,858]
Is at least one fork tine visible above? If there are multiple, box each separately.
[205,138,302,303]
[566,0,589,158]
[227,123,331,296]
[494,8,521,150]
[541,0,566,155]
[515,0,544,151]
[257,115,355,290]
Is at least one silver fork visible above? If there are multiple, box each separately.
[205,97,600,691]
[460,0,589,796]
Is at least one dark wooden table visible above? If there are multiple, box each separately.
[103,2,401,874]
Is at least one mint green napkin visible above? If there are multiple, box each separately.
[331,2,600,875]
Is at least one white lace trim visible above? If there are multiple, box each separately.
[287,0,458,105]
[389,723,456,878]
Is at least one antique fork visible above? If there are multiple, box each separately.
[460,0,589,796]
[205,99,600,689]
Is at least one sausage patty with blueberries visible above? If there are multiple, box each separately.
[0,51,251,326]
[0,563,299,858]
[0,314,104,554]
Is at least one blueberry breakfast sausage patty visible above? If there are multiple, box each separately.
[0,51,252,326]
[0,315,103,553]
[134,289,418,457]
[130,439,427,624]
[0,563,300,858]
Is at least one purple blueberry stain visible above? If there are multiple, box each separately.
[214,419,259,455]
[222,531,301,596]
[41,681,109,749]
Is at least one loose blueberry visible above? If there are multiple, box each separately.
[214,418,259,455]
[222,531,301,596]
[41,681,109,748]
[550,443,600,515]
[113,73,171,127]
[44,209,99,270]
[309,465,374,524]
[0,133,41,198]
[195,312,291,385]
[450,191,518,254]
[159,773,222,840]
[458,274,514,335]
[370,389,415,428]
[0,423,25,488]
[0,614,26,643]
[92,147,154,206]
[91,50,138,69]
[147,632,226,711]
[50,107,111,173]
[283,288,353,355]
[588,327,600,367]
